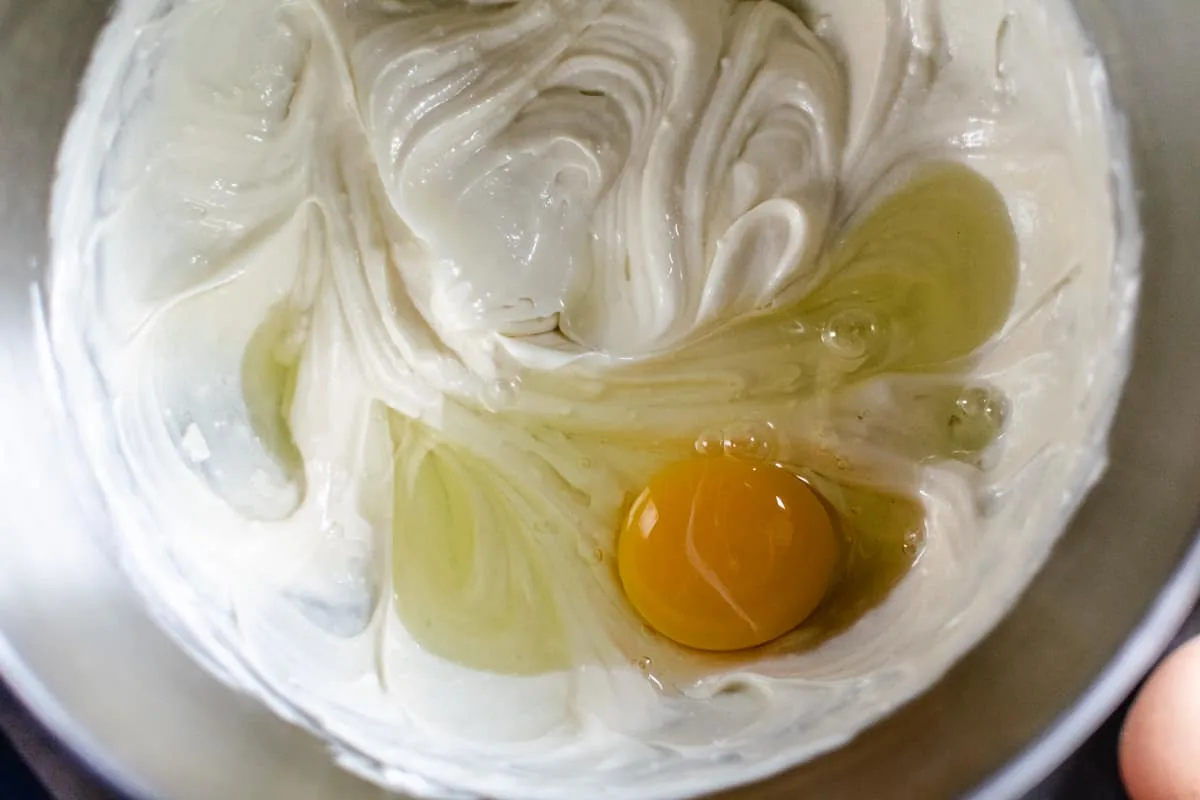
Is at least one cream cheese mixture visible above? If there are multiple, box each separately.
[49,0,1138,798]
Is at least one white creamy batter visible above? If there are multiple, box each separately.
[49,0,1139,798]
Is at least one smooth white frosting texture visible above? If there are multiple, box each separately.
[50,1,1138,798]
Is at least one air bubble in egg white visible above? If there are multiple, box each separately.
[694,420,778,460]
[948,385,1010,454]
[820,308,883,361]
[902,529,924,557]
[483,376,522,410]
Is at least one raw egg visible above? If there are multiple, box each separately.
[617,456,839,652]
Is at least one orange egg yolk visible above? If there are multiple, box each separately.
[617,457,839,652]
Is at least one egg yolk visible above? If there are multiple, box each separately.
[617,457,838,652]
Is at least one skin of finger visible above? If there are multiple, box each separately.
[1120,637,1200,800]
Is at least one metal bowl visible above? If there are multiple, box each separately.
[2,1,1200,797]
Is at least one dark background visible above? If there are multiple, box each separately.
[4,602,1198,800]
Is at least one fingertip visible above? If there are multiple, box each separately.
[1120,637,1200,800]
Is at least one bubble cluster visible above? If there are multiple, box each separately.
[694,420,779,461]
[947,385,1010,454]
[901,529,924,558]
